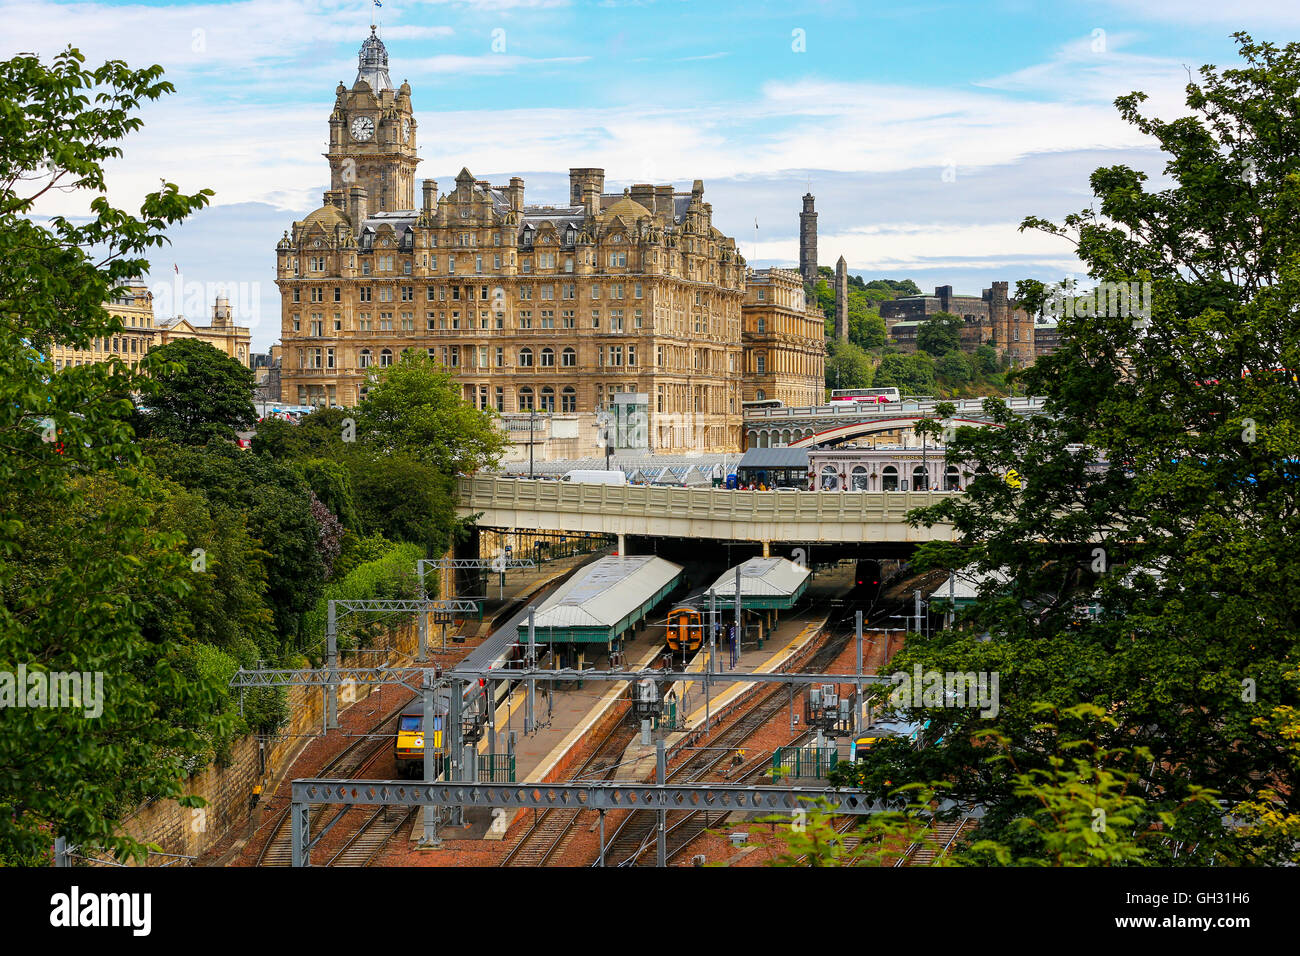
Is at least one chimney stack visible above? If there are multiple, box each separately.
[569,168,605,216]
[422,179,437,214]
[349,186,369,235]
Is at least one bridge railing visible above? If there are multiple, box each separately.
[742,395,1046,421]
[458,475,955,523]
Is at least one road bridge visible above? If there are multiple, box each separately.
[743,396,1047,449]
[456,476,956,546]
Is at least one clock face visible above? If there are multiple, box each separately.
[350,116,374,142]
[401,119,411,143]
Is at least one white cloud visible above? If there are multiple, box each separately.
[1089,0,1300,28]
[407,53,590,73]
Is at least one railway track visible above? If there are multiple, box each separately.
[896,816,973,866]
[598,618,859,867]
[500,720,638,867]
[325,807,420,867]
[255,697,412,866]
[599,571,943,867]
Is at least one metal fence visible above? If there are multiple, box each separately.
[771,745,840,780]
[478,754,516,783]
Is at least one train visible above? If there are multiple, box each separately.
[849,714,928,760]
[395,701,442,778]
[854,559,882,597]
[393,677,508,777]
[665,587,710,654]
[664,557,812,654]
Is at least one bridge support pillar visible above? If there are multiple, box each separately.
[762,540,770,557]
[616,533,625,555]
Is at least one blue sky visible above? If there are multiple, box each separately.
[6,0,1298,350]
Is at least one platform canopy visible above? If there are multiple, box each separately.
[707,557,811,610]
[530,555,683,643]
[928,567,1010,609]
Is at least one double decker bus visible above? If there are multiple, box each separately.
[829,387,901,405]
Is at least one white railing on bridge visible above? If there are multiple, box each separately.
[742,396,1047,422]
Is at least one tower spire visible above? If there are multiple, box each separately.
[355,23,392,91]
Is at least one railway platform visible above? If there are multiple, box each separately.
[616,600,832,781]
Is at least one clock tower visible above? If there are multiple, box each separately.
[325,26,419,215]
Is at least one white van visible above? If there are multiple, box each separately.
[561,469,628,486]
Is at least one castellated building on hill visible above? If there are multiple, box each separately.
[275,28,826,455]
[880,283,1037,366]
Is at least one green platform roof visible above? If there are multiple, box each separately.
[528,555,683,644]
[706,557,811,611]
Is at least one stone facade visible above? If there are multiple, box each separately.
[47,286,252,371]
[741,267,825,407]
[277,30,748,453]
[808,444,966,492]
[47,283,156,370]
[1034,319,1062,357]
[881,282,1036,365]
[156,296,253,367]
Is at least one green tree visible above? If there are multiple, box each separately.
[136,338,255,443]
[847,290,887,349]
[355,350,504,474]
[899,33,1300,864]
[916,311,963,356]
[0,48,217,863]
[347,450,464,555]
[824,340,873,391]
[147,441,325,645]
[974,342,1000,376]
[936,349,973,386]
[874,351,936,394]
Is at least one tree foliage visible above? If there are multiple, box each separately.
[824,339,873,391]
[0,48,219,863]
[890,33,1300,864]
[917,311,964,357]
[135,338,255,443]
[355,350,504,474]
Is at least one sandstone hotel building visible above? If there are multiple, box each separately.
[276,28,825,454]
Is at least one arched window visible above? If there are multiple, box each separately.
[851,465,870,491]
[820,465,840,491]
[540,347,555,368]
[518,387,534,411]
[881,465,899,491]
[561,347,576,368]
[380,348,393,367]
[945,465,961,491]
[756,352,767,374]
[540,386,555,411]
[912,465,929,490]
[518,347,533,367]
[561,386,576,413]
[756,388,766,400]
[358,348,372,368]
[781,429,792,446]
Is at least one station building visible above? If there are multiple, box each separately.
[806,443,967,492]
